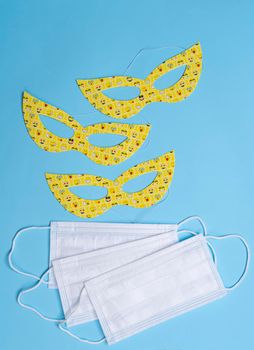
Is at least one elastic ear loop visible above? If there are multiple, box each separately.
[177,215,207,236]
[207,234,250,290]
[17,268,105,344]
[133,214,207,234]
[8,226,50,284]
[17,267,65,322]
[123,45,186,75]
[75,44,187,117]
[178,229,217,265]
[58,284,106,344]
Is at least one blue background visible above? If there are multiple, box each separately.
[1,0,254,349]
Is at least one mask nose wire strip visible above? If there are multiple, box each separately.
[8,226,50,284]
[58,284,106,344]
[207,234,250,290]
[177,216,207,237]
[17,267,65,322]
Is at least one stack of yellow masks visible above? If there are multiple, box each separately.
[22,43,202,218]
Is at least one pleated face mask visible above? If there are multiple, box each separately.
[17,226,250,344]
[52,230,178,327]
[83,233,249,345]
[23,92,150,166]
[13,218,249,345]
[77,43,202,119]
[9,220,180,289]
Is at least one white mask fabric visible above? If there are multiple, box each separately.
[52,229,178,327]
[13,217,236,344]
[9,216,206,288]
[8,221,180,288]
[48,221,179,288]
[64,232,249,345]
[13,217,204,311]
[16,227,249,345]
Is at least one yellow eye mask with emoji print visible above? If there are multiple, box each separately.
[77,42,202,119]
[23,92,150,166]
[45,150,175,218]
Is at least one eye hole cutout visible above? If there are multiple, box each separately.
[103,86,140,101]
[71,185,108,200]
[153,65,186,90]
[88,134,127,148]
[123,171,158,193]
[40,115,74,138]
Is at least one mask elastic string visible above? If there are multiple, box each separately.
[177,216,207,236]
[58,324,105,344]
[74,45,186,116]
[8,226,50,284]
[178,229,217,265]
[123,45,186,75]
[17,267,65,322]
[58,285,106,344]
[207,234,250,290]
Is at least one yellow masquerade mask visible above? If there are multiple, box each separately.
[77,42,202,119]
[23,92,150,166]
[45,150,175,218]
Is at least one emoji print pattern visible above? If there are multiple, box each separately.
[45,151,175,218]
[77,43,202,119]
[23,92,150,166]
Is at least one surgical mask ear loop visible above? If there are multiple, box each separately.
[207,234,250,290]
[18,269,106,343]
[17,268,65,322]
[8,226,50,284]
[177,215,207,236]
[58,284,106,344]
[178,229,217,265]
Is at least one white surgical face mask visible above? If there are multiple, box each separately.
[9,221,180,288]
[16,225,249,345]
[52,229,178,327]
[84,234,223,344]
[58,232,249,345]
[49,221,179,288]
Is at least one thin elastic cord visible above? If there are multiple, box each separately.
[17,268,65,323]
[58,324,105,344]
[177,216,207,236]
[8,226,50,284]
[17,268,105,343]
[74,44,185,115]
[178,229,217,265]
[207,234,250,290]
[123,45,186,75]
[58,284,106,344]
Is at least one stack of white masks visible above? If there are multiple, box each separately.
[9,217,250,345]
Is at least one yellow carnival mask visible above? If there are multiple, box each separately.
[45,150,175,218]
[77,42,202,119]
[23,92,150,166]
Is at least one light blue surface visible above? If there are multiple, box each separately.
[1,0,254,349]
